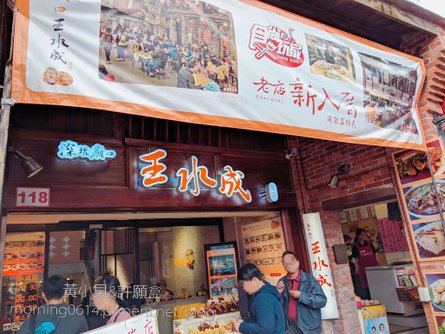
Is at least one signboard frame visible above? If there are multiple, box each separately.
[204,241,239,299]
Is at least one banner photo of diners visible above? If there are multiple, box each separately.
[12,0,425,149]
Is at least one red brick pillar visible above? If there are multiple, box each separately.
[287,137,362,333]
[319,211,361,334]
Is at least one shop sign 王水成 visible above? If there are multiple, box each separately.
[138,149,252,203]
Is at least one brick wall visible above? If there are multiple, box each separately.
[319,211,360,334]
[400,28,445,334]
[401,30,445,124]
[298,138,393,211]
[289,137,393,333]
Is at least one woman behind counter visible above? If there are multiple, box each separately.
[234,263,285,334]
[352,227,378,300]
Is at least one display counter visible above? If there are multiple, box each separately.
[142,296,208,334]
[173,311,240,334]
[366,264,423,316]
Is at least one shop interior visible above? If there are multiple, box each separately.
[2,201,433,333]
[0,210,290,333]
[340,201,428,333]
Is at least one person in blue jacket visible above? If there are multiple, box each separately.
[234,263,285,334]
[276,251,327,334]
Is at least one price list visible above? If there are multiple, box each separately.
[13,276,41,322]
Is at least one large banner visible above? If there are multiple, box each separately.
[12,0,425,150]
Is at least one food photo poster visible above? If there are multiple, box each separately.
[411,221,445,260]
[394,139,445,187]
[425,273,445,313]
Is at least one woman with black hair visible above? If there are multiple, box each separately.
[352,228,378,299]
[92,275,132,325]
[234,263,285,334]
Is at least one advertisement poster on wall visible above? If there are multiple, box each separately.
[12,0,425,150]
[402,180,443,222]
[412,221,445,260]
[362,305,390,334]
[393,138,445,225]
[204,242,239,299]
[425,272,445,313]
[394,139,445,187]
[392,138,445,263]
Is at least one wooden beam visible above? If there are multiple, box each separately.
[262,0,404,48]
[6,0,14,10]
[350,0,440,35]
[387,0,445,26]
[321,186,396,211]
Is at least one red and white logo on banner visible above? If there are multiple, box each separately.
[249,24,304,68]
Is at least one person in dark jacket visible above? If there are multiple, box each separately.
[177,62,198,89]
[234,263,285,334]
[18,275,88,334]
[277,251,327,334]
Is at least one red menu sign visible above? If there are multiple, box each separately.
[377,218,409,253]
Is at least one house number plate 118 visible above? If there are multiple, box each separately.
[16,187,50,207]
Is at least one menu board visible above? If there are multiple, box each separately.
[241,219,286,284]
[3,236,45,277]
[12,275,41,322]
[204,242,238,299]
[377,218,409,253]
[1,232,45,332]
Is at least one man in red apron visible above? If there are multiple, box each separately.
[352,228,378,299]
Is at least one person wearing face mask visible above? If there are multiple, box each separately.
[276,251,326,334]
